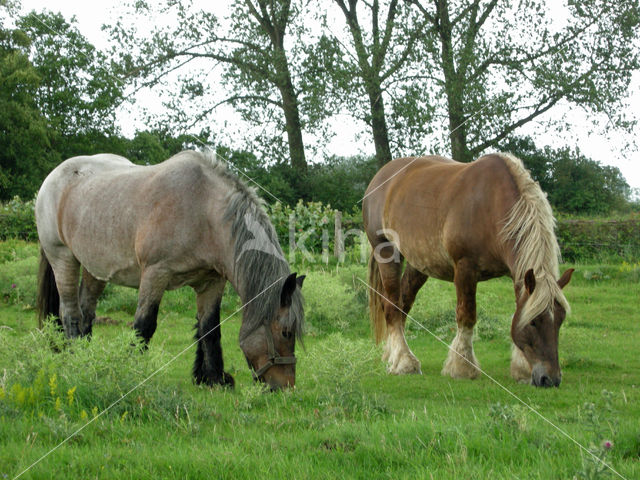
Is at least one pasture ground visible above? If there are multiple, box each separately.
[0,240,639,479]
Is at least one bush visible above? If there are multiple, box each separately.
[0,321,184,422]
[0,197,37,241]
[268,200,362,254]
[557,217,640,262]
[301,155,378,211]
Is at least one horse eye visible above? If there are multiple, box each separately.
[282,329,293,339]
[530,319,537,328]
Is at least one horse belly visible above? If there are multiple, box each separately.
[80,253,141,288]
[401,237,455,281]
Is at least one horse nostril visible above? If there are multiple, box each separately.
[540,375,553,388]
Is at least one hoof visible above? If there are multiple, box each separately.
[388,353,422,375]
[381,345,391,363]
[194,371,235,389]
[221,371,235,388]
[441,350,480,379]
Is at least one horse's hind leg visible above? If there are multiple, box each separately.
[399,263,428,317]
[377,252,421,375]
[442,259,481,379]
[79,267,106,337]
[47,249,83,338]
[192,278,234,387]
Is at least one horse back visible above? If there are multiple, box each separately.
[366,155,520,281]
[36,152,230,287]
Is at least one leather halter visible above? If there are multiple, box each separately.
[251,322,296,380]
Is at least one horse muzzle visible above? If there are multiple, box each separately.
[531,363,561,388]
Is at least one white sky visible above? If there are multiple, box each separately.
[17,0,640,192]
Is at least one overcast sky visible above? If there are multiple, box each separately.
[17,0,640,191]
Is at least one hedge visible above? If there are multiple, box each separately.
[2,196,638,262]
[556,218,640,262]
[0,197,37,241]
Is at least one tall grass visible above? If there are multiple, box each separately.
[1,243,639,479]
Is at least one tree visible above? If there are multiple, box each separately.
[17,11,124,159]
[503,136,631,214]
[108,0,325,175]
[408,0,640,161]
[320,0,426,167]
[0,7,57,200]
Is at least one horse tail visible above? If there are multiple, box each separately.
[368,251,387,343]
[37,248,60,329]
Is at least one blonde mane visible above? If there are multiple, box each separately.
[498,153,570,327]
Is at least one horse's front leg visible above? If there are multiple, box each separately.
[442,258,481,379]
[133,267,167,346]
[192,278,234,388]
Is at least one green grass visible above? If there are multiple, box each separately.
[1,241,639,479]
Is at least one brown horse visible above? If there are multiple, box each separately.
[36,150,304,390]
[363,153,573,387]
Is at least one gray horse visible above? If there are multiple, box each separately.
[36,150,304,390]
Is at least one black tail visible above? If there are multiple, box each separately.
[37,248,61,329]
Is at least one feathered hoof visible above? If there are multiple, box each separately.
[441,351,481,379]
[388,353,422,375]
[194,371,235,389]
[381,344,391,363]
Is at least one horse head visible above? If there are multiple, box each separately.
[511,268,574,387]
[240,273,305,390]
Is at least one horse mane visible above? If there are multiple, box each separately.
[190,150,304,339]
[497,153,570,327]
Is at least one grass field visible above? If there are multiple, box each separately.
[0,240,639,479]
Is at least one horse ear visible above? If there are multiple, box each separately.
[281,273,298,307]
[558,268,574,289]
[524,269,536,295]
[296,275,305,289]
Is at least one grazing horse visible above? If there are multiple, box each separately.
[36,150,304,390]
[363,153,573,387]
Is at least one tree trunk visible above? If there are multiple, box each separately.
[273,42,307,173]
[368,80,393,168]
[437,0,472,162]
[278,78,307,173]
[447,97,471,162]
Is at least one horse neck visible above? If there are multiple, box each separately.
[222,201,290,305]
[506,239,560,304]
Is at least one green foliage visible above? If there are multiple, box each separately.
[269,200,335,253]
[556,217,640,262]
[218,146,299,205]
[502,136,632,215]
[306,333,389,420]
[0,239,38,308]
[0,243,639,478]
[17,11,124,138]
[301,267,369,336]
[301,155,378,210]
[410,0,640,161]
[575,390,618,480]
[0,321,182,421]
[0,13,57,200]
[268,200,363,256]
[0,196,36,241]
[0,8,127,200]
[107,0,317,171]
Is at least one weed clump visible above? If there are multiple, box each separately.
[0,321,186,423]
